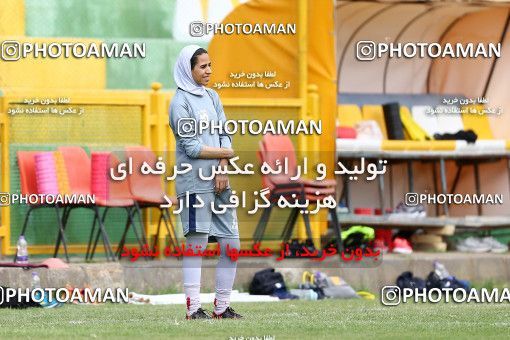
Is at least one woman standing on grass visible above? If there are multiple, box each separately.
[169,45,242,320]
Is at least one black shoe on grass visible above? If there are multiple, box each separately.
[213,307,243,319]
[186,308,212,320]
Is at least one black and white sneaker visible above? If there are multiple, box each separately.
[186,308,212,320]
[389,201,426,219]
[213,307,243,319]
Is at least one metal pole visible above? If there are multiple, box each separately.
[473,163,482,216]
[439,158,449,216]
[378,158,385,212]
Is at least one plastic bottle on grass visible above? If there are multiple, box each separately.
[31,272,41,289]
[289,289,318,300]
[16,235,29,264]
[32,271,57,308]
[434,260,450,280]
[304,290,318,301]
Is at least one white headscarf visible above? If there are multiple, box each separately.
[174,45,206,96]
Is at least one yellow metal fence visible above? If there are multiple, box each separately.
[0,84,322,255]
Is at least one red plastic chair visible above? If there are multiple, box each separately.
[125,146,178,251]
[253,143,314,244]
[57,146,115,261]
[261,134,337,191]
[14,151,69,262]
[260,138,336,200]
[88,152,147,260]
[253,135,343,252]
[58,146,91,195]
[258,140,336,200]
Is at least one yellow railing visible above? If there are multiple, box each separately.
[0,87,153,255]
[0,83,321,255]
[0,93,11,255]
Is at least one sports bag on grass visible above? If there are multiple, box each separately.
[249,268,286,295]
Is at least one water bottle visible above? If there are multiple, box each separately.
[304,289,318,301]
[31,271,49,306]
[434,261,450,280]
[16,235,29,264]
[31,272,41,289]
[290,289,318,300]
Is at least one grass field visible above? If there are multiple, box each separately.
[1,299,509,339]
